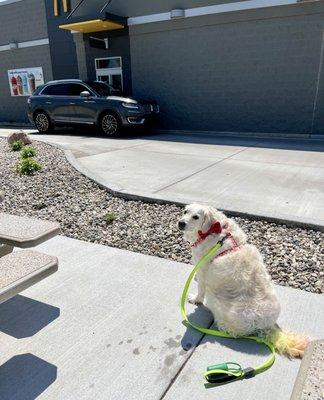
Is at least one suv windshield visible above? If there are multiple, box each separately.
[85,81,111,97]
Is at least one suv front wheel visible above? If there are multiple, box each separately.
[34,111,53,134]
[99,112,121,136]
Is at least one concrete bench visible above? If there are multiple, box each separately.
[0,250,58,305]
[0,211,60,303]
[0,213,60,249]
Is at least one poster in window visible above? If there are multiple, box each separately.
[8,67,44,96]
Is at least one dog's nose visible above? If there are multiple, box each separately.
[178,221,186,230]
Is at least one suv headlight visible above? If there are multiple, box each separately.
[122,102,139,110]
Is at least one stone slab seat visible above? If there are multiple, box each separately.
[0,250,58,305]
[290,339,324,400]
[0,213,60,248]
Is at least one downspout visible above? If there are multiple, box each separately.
[311,29,324,135]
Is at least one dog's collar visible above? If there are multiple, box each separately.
[191,222,227,248]
[192,227,241,259]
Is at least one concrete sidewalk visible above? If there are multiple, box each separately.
[0,236,323,399]
[1,128,324,229]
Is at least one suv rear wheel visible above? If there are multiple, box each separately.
[34,111,53,133]
[100,112,120,136]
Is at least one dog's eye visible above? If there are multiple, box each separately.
[184,210,188,215]
[193,215,199,220]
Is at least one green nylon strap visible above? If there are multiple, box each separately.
[180,241,276,385]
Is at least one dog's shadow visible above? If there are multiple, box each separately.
[181,305,269,357]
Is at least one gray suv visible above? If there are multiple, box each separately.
[27,79,159,136]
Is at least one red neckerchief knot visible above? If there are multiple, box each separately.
[198,221,222,240]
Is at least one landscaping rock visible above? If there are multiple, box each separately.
[7,130,32,145]
[0,138,323,294]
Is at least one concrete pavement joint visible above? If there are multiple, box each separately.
[75,141,153,160]
[153,146,250,194]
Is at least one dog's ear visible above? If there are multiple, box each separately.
[201,207,217,231]
[201,207,228,231]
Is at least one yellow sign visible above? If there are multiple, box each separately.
[54,0,69,16]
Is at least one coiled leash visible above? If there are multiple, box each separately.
[181,240,276,386]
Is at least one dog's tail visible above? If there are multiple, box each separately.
[263,327,309,358]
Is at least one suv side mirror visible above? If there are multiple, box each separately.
[80,91,91,98]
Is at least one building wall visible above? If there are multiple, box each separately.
[130,2,324,134]
[0,0,48,43]
[69,0,245,18]
[0,0,53,123]
[83,29,133,96]
[44,0,79,80]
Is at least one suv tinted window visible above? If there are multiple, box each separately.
[69,84,90,96]
[41,84,71,96]
[85,81,111,96]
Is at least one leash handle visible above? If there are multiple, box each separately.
[181,241,276,386]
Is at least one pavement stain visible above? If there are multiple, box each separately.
[133,347,140,355]
[164,337,180,349]
[164,354,176,367]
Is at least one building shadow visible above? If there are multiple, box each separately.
[0,295,60,339]
[181,305,269,357]
[141,131,324,152]
[0,353,57,400]
[23,123,324,151]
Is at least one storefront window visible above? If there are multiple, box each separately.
[95,57,123,94]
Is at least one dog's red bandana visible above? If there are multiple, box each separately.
[192,222,223,248]
[191,222,241,259]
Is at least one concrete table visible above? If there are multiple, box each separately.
[0,213,60,249]
[0,213,60,304]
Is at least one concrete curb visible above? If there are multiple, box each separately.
[290,340,324,400]
[62,145,324,232]
[1,134,323,231]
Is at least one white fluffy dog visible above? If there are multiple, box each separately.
[178,204,308,357]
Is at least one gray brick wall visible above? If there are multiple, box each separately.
[0,0,48,44]
[130,4,324,134]
[0,45,53,123]
[0,0,52,123]
[69,0,245,18]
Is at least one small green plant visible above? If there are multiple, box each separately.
[103,212,116,224]
[10,140,24,151]
[16,158,42,175]
[21,146,36,159]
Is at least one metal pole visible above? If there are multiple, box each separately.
[66,0,85,19]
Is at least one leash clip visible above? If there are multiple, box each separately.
[243,367,256,379]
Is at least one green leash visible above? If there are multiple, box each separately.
[181,240,276,386]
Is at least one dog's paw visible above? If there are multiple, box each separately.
[188,293,203,305]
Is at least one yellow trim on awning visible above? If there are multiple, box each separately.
[59,19,124,33]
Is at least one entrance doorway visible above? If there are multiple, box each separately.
[95,57,123,93]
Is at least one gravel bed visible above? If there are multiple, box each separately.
[0,138,323,294]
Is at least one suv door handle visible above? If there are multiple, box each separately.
[69,102,76,105]
[46,101,52,104]
[83,100,96,103]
